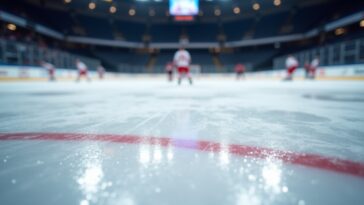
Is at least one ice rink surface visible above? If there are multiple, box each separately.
[0,79,364,205]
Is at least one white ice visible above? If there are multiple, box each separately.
[0,79,364,205]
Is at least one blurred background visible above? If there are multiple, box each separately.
[0,0,363,77]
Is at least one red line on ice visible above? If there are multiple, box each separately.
[0,132,363,178]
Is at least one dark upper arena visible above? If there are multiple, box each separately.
[1,0,364,72]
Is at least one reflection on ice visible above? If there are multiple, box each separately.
[76,144,111,205]
[231,156,290,204]
[139,143,175,167]
[128,137,292,204]
[80,199,89,205]
[167,146,174,162]
[219,148,230,168]
[77,164,104,195]
[262,159,282,193]
[139,145,151,166]
[236,188,262,205]
[153,146,162,164]
[282,186,288,193]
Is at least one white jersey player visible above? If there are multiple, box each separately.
[284,55,299,81]
[174,48,192,85]
[76,59,91,82]
[309,56,320,79]
[40,61,56,81]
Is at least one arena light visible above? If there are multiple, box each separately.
[360,20,364,27]
[64,0,72,3]
[214,8,221,16]
[7,23,16,31]
[88,2,96,10]
[129,8,136,16]
[109,5,117,13]
[273,0,281,6]
[253,3,260,11]
[233,6,240,14]
[335,28,345,36]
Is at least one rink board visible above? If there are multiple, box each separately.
[1,64,364,81]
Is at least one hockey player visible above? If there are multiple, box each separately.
[76,59,91,82]
[173,47,192,85]
[309,56,320,79]
[97,65,105,80]
[284,55,299,81]
[40,61,56,81]
[304,60,311,79]
[235,63,246,80]
[165,62,174,82]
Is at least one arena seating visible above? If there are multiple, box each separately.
[1,0,363,72]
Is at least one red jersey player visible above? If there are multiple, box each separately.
[235,63,246,80]
[165,62,174,82]
[174,47,192,85]
[284,55,299,81]
[40,61,56,81]
[76,59,91,82]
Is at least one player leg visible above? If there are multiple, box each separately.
[186,73,192,85]
[291,66,298,80]
[177,67,183,85]
[304,64,309,79]
[49,69,55,81]
[168,71,173,82]
[310,66,316,79]
[186,67,192,85]
[237,71,243,80]
[48,69,52,81]
[284,66,295,81]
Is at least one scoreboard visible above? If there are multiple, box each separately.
[169,0,199,21]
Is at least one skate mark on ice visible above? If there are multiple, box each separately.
[303,94,364,102]
[264,110,330,123]
[143,111,171,134]
[29,92,77,96]
[124,114,160,134]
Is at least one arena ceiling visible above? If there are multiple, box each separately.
[14,0,337,23]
